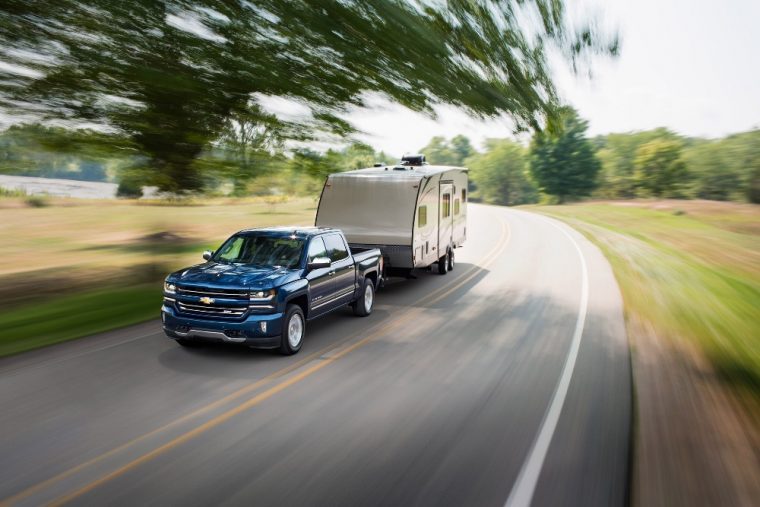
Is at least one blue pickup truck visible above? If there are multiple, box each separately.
[162,227,383,354]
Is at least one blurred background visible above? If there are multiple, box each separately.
[0,0,757,504]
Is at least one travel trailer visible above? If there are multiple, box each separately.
[315,154,468,276]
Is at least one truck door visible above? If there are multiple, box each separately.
[438,182,454,257]
[305,237,334,315]
[323,233,356,307]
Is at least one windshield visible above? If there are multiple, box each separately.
[212,234,304,268]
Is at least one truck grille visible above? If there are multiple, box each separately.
[176,301,248,318]
[176,285,249,300]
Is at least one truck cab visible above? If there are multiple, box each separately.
[162,227,382,355]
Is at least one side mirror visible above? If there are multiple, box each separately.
[307,257,331,271]
[202,250,213,261]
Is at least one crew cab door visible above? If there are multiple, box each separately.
[438,182,454,255]
[323,233,356,306]
[305,237,334,316]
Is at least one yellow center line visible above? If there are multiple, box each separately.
[5,210,512,507]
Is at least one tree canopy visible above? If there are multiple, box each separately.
[467,139,536,205]
[0,0,616,191]
[529,108,600,202]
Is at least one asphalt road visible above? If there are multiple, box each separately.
[0,204,631,507]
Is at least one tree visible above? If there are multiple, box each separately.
[747,161,760,204]
[0,1,617,191]
[634,140,689,197]
[468,139,537,205]
[529,108,600,202]
[217,104,282,195]
[451,135,475,166]
[593,128,681,198]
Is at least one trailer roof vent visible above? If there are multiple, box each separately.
[400,154,426,166]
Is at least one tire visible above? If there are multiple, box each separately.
[279,304,305,355]
[353,278,375,317]
[437,250,449,275]
[448,248,455,271]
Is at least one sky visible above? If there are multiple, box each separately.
[347,0,760,156]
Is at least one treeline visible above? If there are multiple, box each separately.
[422,112,760,205]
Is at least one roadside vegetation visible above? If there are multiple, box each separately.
[0,196,315,356]
[533,200,760,405]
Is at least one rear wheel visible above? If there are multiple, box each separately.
[353,278,375,317]
[448,248,455,271]
[437,250,449,275]
[279,305,305,355]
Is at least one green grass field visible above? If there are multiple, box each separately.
[532,200,760,394]
[0,196,317,356]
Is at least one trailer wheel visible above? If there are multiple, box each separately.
[437,251,449,275]
[353,278,375,317]
[448,248,455,271]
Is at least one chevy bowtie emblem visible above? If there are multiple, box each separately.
[199,296,215,305]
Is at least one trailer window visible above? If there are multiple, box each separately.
[454,198,460,215]
[418,206,427,228]
[442,193,451,218]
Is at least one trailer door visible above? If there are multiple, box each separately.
[438,182,454,257]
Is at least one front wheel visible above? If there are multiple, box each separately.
[437,251,449,275]
[353,278,375,317]
[279,305,305,355]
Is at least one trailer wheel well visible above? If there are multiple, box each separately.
[287,294,309,319]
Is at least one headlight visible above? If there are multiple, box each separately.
[164,281,176,294]
[250,289,275,301]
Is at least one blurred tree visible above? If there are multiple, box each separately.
[0,0,617,192]
[419,135,474,166]
[593,128,681,198]
[419,137,458,165]
[451,135,475,166]
[467,139,536,205]
[529,108,600,202]
[748,160,760,204]
[217,104,282,195]
[634,140,689,197]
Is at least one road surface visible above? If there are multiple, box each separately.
[0,204,631,506]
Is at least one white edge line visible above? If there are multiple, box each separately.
[504,215,590,507]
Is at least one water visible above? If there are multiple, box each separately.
[0,175,160,199]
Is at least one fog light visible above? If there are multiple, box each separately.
[259,321,267,333]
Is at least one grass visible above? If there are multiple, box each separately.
[0,284,162,356]
[531,200,760,393]
[0,196,317,356]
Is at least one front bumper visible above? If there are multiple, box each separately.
[161,304,283,349]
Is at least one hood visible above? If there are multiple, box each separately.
[168,262,299,290]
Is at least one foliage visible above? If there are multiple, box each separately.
[467,139,537,205]
[419,135,474,166]
[633,139,689,197]
[592,128,681,199]
[116,171,145,198]
[749,163,760,204]
[0,0,616,192]
[529,108,600,202]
